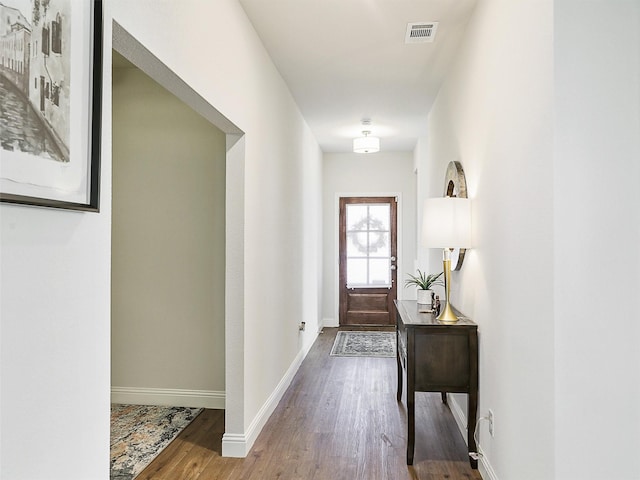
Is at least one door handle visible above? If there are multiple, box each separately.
[390,265,396,270]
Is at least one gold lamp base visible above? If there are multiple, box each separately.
[436,253,459,324]
[436,299,459,324]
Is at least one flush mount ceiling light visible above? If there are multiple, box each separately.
[353,122,380,153]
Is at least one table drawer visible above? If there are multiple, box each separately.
[414,331,470,390]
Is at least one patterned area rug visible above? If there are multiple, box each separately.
[110,404,202,480]
[330,330,396,357]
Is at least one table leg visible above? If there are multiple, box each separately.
[407,386,415,465]
[441,392,447,404]
[468,390,478,469]
[396,350,403,402]
[468,328,479,469]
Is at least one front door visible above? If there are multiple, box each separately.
[339,197,397,326]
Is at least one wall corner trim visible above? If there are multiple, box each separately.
[221,432,249,458]
[222,330,319,457]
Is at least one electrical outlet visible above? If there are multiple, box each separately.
[488,409,494,437]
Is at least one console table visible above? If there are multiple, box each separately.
[394,300,478,467]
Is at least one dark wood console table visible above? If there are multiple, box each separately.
[394,300,478,468]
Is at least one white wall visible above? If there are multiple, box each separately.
[554,2,640,479]
[302,126,324,341]
[424,1,640,479]
[111,62,226,408]
[419,1,555,479]
[1,209,112,480]
[1,39,112,480]
[322,152,416,326]
[0,0,323,477]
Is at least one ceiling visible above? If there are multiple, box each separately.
[238,0,477,153]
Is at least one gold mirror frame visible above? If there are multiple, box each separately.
[444,161,468,271]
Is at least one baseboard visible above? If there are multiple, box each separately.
[448,393,468,445]
[447,394,498,480]
[322,317,338,328]
[478,445,499,480]
[111,386,225,409]
[220,432,247,457]
[222,330,318,457]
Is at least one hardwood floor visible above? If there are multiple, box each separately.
[137,328,482,479]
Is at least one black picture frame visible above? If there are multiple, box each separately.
[0,0,103,212]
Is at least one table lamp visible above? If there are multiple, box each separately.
[422,197,471,323]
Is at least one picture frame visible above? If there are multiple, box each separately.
[0,0,103,212]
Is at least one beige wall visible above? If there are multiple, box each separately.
[111,60,226,406]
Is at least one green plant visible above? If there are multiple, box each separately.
[404,270,444,290]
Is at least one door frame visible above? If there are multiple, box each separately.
[332,192,405,326]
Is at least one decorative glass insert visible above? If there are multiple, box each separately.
[346,203,391,287]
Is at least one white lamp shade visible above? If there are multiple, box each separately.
[422,197,471,248]
[353,135,380,153]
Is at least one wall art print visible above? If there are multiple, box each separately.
[0,0,102,211]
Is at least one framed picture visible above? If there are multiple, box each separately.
[0,0,103,211]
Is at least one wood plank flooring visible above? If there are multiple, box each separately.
[137,328,482,479]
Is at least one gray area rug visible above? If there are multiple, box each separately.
[110,404,202,480]
[330,330,396,357]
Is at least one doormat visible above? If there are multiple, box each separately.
[330,330,396,358]
[110,404,202,480]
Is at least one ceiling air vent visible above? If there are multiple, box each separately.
[405,22,439,44]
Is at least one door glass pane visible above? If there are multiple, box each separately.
[347,232,369,256]
[346,205,368,231]
[368,231,389,257]
[345,202,392,287]
[368,205,390,230]
[346,258,367,285]
[369,258,390,285]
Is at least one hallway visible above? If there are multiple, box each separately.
[137,328,481,479]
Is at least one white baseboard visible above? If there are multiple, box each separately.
[478,445,499,480]
[222,330,318,457]
[220,432,247,458]
[111,386,225,409]
[447,394,498,480]
[322,317,338,328]
[448,393,468,444]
